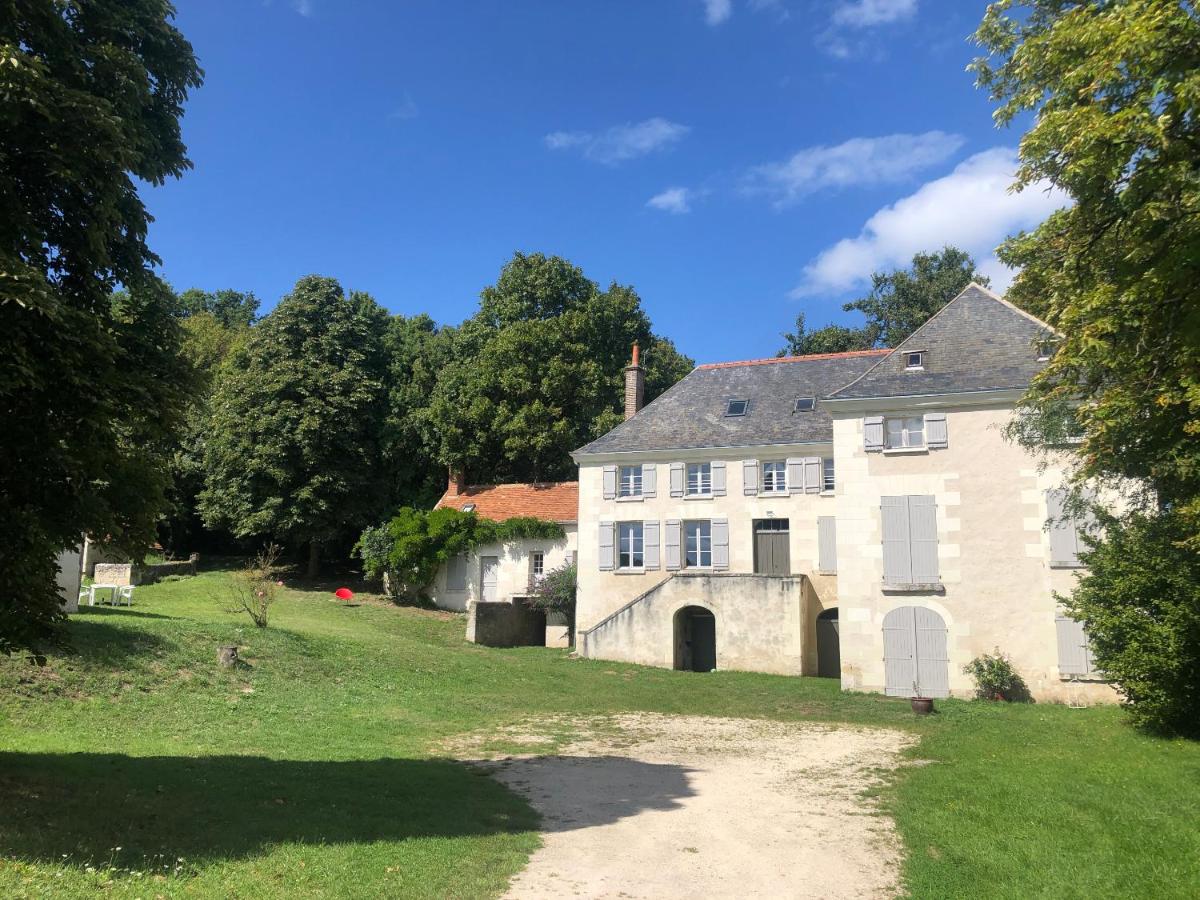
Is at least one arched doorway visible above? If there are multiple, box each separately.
[816,607,840,678]
[882,606,949,698]
[673,606,716,672]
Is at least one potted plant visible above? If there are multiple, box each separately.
[910,682,934,715]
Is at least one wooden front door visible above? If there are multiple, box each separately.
[480,556,499,602]
[753,519,790,575]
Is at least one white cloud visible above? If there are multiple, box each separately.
[702,0,733,25]
[832,0,917,27]
[792,148,1068,297]
[745,131,964,207]
[647,187,693,215]
[544,118,690,165]
[291,0,314,16]
[388,93,419,121]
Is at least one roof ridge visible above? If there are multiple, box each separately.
[697,348,891,370]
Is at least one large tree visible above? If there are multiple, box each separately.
[0,1,202,655]
[200,276,390,577]
[423,253,693,484]
[973,1,1200,734]
[779,247,988,356]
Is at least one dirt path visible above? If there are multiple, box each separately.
[458,714,914,899]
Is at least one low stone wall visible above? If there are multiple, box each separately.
[139,554,199,583]
[580,573,809,676]
[92,563,134,587]
[467,599,546,648]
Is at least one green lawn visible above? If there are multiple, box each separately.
[2,567,1197,898]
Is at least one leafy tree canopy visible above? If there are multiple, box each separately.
[973,0,1200,733]
[0,1,202,655]
[779,247,988,356]
[422,253,693,483]
[175,288,260,329]
[200,276,390,576]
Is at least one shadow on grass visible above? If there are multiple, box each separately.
[0,752,694,866]
[59,620,172,666]
[76,607,179,621]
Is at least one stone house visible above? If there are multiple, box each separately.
[428,473,578,612]
[571,285,1111,703]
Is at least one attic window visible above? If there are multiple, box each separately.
[904,351,925,371]
[725,399,749,417]
[794,397,815,413]
[462,503,476,513]
[1036,340,1056,361]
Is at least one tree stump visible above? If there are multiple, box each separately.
[218,645,239,668]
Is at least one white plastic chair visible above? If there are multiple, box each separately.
[115,585,134,607]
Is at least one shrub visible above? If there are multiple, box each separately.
[1067,509,1200,737]
[230,544,283,628]
[963,649,1031,702]
[527,562,577,620]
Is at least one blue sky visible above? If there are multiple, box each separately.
[148,0,1062,364]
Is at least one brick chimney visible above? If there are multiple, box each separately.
[447,467,466,496]
[623,342,645,420]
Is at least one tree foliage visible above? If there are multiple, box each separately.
[0,1,202,654]
[200,276,389,577]
[421,253,693,483]
[779,247,988,356]
[175,288,259,329]
[973,0,1200,732]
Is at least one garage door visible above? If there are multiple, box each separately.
[882,606,949,698]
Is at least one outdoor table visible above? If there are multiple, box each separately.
[88,584,119,606]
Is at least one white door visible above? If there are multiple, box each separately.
[480,556,499,602]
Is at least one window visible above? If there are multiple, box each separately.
[462,503,476,513]
[881,495,939,585]
[530,551,545,580]
[822,457,835,492]
[684,520,712,568]
[447,555,468,591]
[1047,489,1095,567]
[905,351,925,370]
[1036,340,1056,361]
[761,460,787,493]
[725,399,748,417]
[618,522,644,569]
[619,465,642,497]
[686,462,712,496]
[794,397,815,413]
[885,416,925,449]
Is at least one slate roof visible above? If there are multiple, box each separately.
[435,481,578,523]
[574,350,889,455]
[827,284,1054,400]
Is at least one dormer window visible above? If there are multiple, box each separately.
[462,503,476,513]
[904,351,925,371]
[794,397,815,413]
[1036,340,1056,362]
[725,399,748,417]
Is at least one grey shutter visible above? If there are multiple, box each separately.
[882,607,917,697]
[1055,614,1090,675]
[711,518,729,570]
[908,495,939,583]
[669,462,685,498]
[914,606,950,698]
[1046,489,1079,567]
[711,460,726,497]
[864,416,885,452]
[643,520,660,570]
[786,457,804,494]
[602,465,617,500]
[447,555,468,591]
[817,516,837,573]
[665,519,682,571]
[598,521,615,571]
[803,457,822,494]
[881,496,912,585]
[742,459,759,495]
[925,412,948,449]
[641,464,657,498]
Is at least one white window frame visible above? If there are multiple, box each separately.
[725,399,749,417]
[822,457,835,492]
[905,351,925,370]
[618,465,643,498]
[530,551,545,581]
[885,416,925,449]
[684,520,712,568]
[761,460,787,493]
[617,522,644,569]
[686,462,712,496]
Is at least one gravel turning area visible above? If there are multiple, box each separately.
[462,714,915,899]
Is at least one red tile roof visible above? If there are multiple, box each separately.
[697,348,891,370]
[435,481,579,523]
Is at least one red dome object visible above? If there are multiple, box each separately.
[334,587,354,600]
